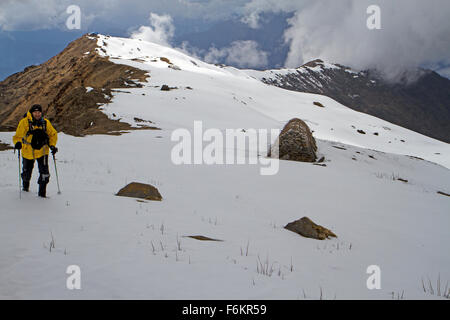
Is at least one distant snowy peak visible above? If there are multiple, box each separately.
[245,59,450,144]
[245,59,366,89]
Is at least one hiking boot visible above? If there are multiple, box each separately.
[38,184,47,198]
[22,181,30,192]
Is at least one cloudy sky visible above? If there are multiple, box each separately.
[0,0,449,80]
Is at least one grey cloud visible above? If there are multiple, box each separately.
[240,0,450,80]
[2,0,448,80]
[0,0,250,31]
[241,0,305,28]
[0,0,122,30]
[242,0,450,81]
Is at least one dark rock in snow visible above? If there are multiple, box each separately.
[116,182,162,201]
[285,217,337,240]
[313,163,326,167]
[0,141,13,151]
[185,235,223,241]
[313,101,325,108]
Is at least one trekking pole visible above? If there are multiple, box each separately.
[52,153,61,194]
[16,148,22,199]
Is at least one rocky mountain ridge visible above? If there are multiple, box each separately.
[249,59,450,143]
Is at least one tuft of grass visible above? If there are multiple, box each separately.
[176,234,182,251]
[49,231,56,252]
[240,240,250,256]
[300,287,336,300]
[256,255,275,277]
[422,274,449,299]
[391,290,405,300]
[374,172,404,181]
[150,241,156,255]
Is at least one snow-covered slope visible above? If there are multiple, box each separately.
[0,35,449,300]
[94,35,449,169]
[244,59,360,82]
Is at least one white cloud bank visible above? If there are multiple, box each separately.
[242,0,450,81]
[204,40,269,68]
[130,13,174,46]
[0,0,109,31]
[129,12,269,69]
[0,0,249,31]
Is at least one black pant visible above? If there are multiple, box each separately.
[22,155,50,186]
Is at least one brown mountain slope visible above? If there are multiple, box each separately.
[0,33,157,136]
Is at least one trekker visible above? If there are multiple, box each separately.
[13,104,58,198]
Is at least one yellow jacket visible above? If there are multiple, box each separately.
[13,112,58,160]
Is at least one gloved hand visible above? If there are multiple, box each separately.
[50,145,58,155]
[14,142,22,150]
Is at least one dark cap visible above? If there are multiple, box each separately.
[29,104,43,113]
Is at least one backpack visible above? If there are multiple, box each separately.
[25,116,49,150]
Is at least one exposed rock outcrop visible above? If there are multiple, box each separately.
[285,217,337,240]
[0,141,13,151]
[184,235,223,241]
[116,182,162,201]
[0,34,158,136]
[268,118,317,162]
